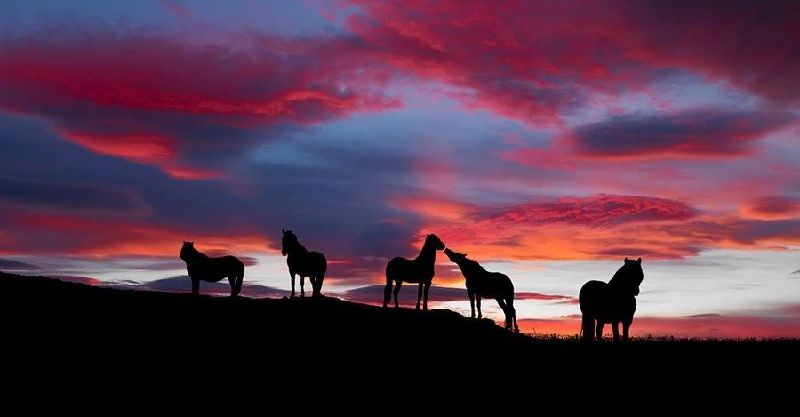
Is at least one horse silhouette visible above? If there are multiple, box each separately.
[579,257,644,342]
[281,229,327,298]
[383,234,445,310]
[444,248,518,332]
[179,241,245,297]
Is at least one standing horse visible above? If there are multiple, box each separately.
[179,241,245,297]
[579,257,644,342]
[281,230,327,298]
[443,248,518,332]
[383,234,445,310]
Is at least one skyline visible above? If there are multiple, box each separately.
[1,0,798,337]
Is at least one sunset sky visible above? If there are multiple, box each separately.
[1,0,798,338]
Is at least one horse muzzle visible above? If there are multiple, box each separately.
[281,250,287,256]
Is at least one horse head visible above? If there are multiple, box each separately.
[179,241,196,262]
[425,234,446,251]
[443,248,467,264]
[281,229,297,256]
[614,257,644,296]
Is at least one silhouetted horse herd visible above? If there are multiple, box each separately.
[180,231,645,341]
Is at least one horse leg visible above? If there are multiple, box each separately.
[393,281,403,308]
[308,275,317,297]
[468,289,475,318]
[290,272,296,298]
[622,318,632,341]
[236,269,244,296]
[191,278,199,295]
[581,315,594,342]
[314,271,325,298]
[476,295,482,319]
[612,321,620,342]
[300,275,305,298]
[383,277,393,308]
[508,295,518,333]
[595,321,604,341]
[415,282,423,310]
[496,298,509,329]
[228,276,236,297]
[423,281,431,311]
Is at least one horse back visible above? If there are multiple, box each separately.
[287,251,326,276]
[187,255,243,282]
[579,280,607,314]
[386,256,431,283]
[470,271,513,298]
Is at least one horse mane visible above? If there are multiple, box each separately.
[181,244,209,263]
[415,234,440,260]
[609,262,638,288]
[284,232,309,254]
[461,257,486,275]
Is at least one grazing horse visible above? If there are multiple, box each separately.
[444,248,518,332]
[179,241,245,297]
[383,234,445,310]
[579,257,644,342]
[281,230,327,298]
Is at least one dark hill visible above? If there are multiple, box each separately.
[1,271,797,393]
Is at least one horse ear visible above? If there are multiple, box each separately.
[624,257,630,263]
[637,257,642,264]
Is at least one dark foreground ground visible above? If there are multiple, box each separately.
[1,271,797,399]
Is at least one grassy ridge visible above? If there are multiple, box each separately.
[1,271,797,388]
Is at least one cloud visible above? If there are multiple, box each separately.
[741,196,800,220]
[0,258,40,270]
[0,212,270,257]
[394,194,800,260]
[127,275,288,298]
[0,29,399,177]
[346,0,800,128]
[568,110,790,158]
[340,284,576,305]
[0,177,149,215]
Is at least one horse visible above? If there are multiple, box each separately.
[579,257,644,342]
[179,241,245,297]
[444,248,518,333]
[383,233,445,310]
[281,229,327,298]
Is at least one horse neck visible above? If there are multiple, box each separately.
[184,248,207,263]
[414,242,437,264]
[608,266,632,290]
[287,241,309,256]
[462,260,485,278]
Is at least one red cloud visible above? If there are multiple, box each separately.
[741,196,800,220]
[0,31,399,178]
[346,0,800,125]
[0,212,270,258]
[394,194,800,261]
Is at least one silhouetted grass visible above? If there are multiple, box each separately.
[1,271,796,388]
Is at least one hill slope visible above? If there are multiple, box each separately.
[1,271,797,386]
